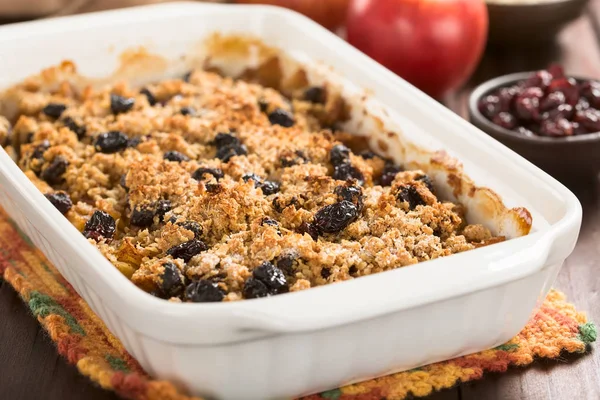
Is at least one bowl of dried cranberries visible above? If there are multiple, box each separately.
[469,64,600,179]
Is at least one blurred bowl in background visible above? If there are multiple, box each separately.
[469,72,600,182]
[486,0,589,46]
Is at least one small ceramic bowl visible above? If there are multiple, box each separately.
[468,72,600,181]
[486,0,590,46]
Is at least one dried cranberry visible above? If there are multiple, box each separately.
[160,262,185,299]
[185,280,224,303]
[397,185,426,210]
[576,97,590,111]
[140,88,157,106]
[492,112,518,130]
[573,122,587,135]
[333,163,364,185]
[334,185,363,210]
[525,70,553,90]
[540,118,574,137]
[42,103,67,119]
[164,151,190,162]
[330,144,351,166]
[548,78,579,105]
[177,221,203,238]
[579,80,600,108]
[62,117,86,139]
[543,104,574,121]
[95,131,129,154]
[180,107,195,116]
[575,109,600,132]
[498,86,522,111]
[45,192,72,214]
[166,239,208,263]
[130,206,155,227]
[514,88,543,121]
[516,126,536,137]
[478,95,501,118]
[268,108,295,127]
[243,278,269,299]
[41,156,69,185]
[83,210,116,241]
[110,94,135,114]
[193,167,224,181]
[313,200,359,234]
[548,64,565,79]
[539,91,566,112]
[304,86,326,104]
[252,261,288,295]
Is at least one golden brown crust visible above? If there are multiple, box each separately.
[0,35,529,302]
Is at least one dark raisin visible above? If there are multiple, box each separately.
[313,200,359,234]
[330,144,351,166]
[276,254,297,275]
[83,210,116,241]
[45,192,72,215]
[304,86,326,104]
[334,185,363,210]
[42,103,67,119]
[31,140,50,160]
[206,183,221,193]
[321,268,332,279]
[268,108,295,127]
[298,221,319,240]
[193,167,224,181]
[280,150,308,167]
[41,156,69,185]
[110,94,135,114]
[166,239,208,263]
[140,88,157,106]
[156,200,172,220]
[359,150,379,159]
[252,261,288,295]
[120,174,129,191]
[243,278,269,299]
[416,175,435,192]
[182,71,193,82]
[260,180,280,195]
[185,280,224,303]
[258,99,269,113]
[397,185,426,210]
[180,107,195,116]
[62,117,86,139]
[380,163,402,186]
[164,151,190,162]
[177,221,203,238]
[349,265,358,275]
[130,206,155,228]
[477,95,501,119]
[261,217,279,227]
[333,163,364,185]
[214,132,240,148]
[94,131,129,154]
[216,143,248,162]
[127,137,142,148]
[242,173,262,185]
[160,262,185,299]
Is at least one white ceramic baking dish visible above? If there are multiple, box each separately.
[0,3,582,400]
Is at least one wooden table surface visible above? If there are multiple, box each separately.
[1,3,599,400]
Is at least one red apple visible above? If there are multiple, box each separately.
[235,0,351,30]
[346,0,488,99]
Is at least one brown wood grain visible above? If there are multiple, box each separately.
[0,2,599,400]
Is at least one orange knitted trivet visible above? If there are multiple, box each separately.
[0,208,595,400]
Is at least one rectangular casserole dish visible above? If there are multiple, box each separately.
[0,3,582,399]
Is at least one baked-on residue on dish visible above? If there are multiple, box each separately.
[1,57,513,303]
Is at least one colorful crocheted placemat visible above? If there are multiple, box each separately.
[0,208,596,400]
